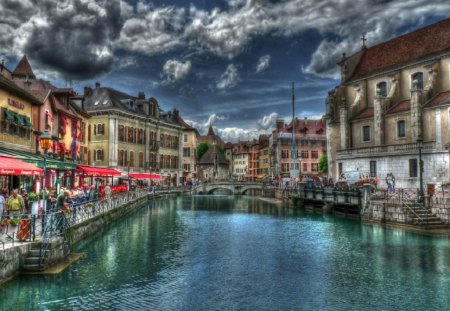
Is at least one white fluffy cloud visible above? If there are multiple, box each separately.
[256,55,271,73]
[217,127,259,143]
[257,112,278,130]
[204,113,227,127]
[216,64,240,89]
[161,59,192,83]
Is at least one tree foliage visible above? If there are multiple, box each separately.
[197,142,210,159]
[318,154,328,174]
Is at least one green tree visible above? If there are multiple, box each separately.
[216,144,225,156]
[318,154,328,174]
[197,142,210,159]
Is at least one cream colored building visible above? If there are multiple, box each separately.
[83,85,183,185]
[326,18,450,188]
[232,142,250,180]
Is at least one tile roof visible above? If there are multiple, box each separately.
[12,55,36,79]
[386,99,411,115]
[0,74,41,105]
[351,107,374,120]
[349,18,450,81]
[285,118,326,134]
[199,144,229,165]
[424,91,450,108]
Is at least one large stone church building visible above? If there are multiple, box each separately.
[326,18,450,188]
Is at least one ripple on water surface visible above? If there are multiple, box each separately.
[1,195,450,311]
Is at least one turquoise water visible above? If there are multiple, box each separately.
[1,195,450,310]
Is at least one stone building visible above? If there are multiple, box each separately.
[269,118,326,178]
[198,143,229,182]
[83,85,183,186]
[232,141,250,180]
[325,18,450,188]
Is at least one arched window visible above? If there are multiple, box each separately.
[138,152,144,168]
[129,151,135,167]
[412,72,424,90]
[118,150,124,166]
[118,125,125,142]
[376,81,387,97]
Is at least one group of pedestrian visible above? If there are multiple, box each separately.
[0,189,26,217]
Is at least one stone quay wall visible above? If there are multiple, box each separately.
[360,200,410,223]
[0,192,181,284]
[429,197,450,224]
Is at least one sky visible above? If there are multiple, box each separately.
[1,0,449,142]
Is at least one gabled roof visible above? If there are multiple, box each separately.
[351,107,374,120]
[424,91,450,108]
[12,55,36,79]
[207,125,215,136]
[0,74,41,105]
[199,144,229,165]
[348,18,450,81]
[386,99,411,115]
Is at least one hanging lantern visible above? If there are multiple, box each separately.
[40,130,53,151]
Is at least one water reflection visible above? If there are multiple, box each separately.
[0,195,450,310]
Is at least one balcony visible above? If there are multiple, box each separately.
[337,141,435,159]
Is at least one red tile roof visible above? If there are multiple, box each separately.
[424,91,450,108]
[351,107,374,120]
[12,55,36,79]
[349,18,450,81]
[386,100,411,115]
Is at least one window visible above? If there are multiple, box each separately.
[183,134,188,143]
[183,148,190,157]
[302,162,307,172]
[138,152,144,168]
[338,162,343,175]
[129,151,135,167]
[412,72,424,90]
[301,150,309,159]
[281,163,290,172]
[311,151,318,159]
[409,159,418,177]
[397,120,406,138]
[81,122,86,143]
[311,163,318,172]
[95,149,104,161]
[376,81,387,97]
[118,149,125,166]
[370,161,377,177]
[118,125,125,142]
[363,125,371,142]
[183,164,191,171]
[281,150,289,159]
[94,123,105,135]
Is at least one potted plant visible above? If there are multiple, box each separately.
[9,217,20,227]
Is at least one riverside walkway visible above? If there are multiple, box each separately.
[0,187,185,251]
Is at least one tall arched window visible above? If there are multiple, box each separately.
[129,151,135,167]
[376,81,387,97]
[412,72,424,90]
[138,152,144,168]
[118,150,124,166]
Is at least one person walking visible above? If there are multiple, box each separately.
[0,190,5,217]
[104,182,112,208]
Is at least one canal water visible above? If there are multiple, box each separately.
[1,195,450,310]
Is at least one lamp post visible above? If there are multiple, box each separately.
[39,130,52,225]
[417,138,424,203]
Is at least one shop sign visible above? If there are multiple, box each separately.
[8,98,25,110]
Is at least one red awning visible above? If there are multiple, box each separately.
[76,165,121,177]
[0,156,42,176]
[129,173,163,180]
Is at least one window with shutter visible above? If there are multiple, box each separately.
[94,124,97,135]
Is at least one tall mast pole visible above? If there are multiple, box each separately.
[291,82,297,172]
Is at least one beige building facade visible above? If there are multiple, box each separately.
[326,18,450,188]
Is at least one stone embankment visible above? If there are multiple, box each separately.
[0,191,183,284]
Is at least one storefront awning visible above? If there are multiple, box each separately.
[76,165,121,177]
[14,114,25,126]
[0,156,42,176]
[3,109,15,122]
[0,147,77,170]
[129,173,163,180]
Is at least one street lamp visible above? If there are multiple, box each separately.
[417,138,424,202]
[39,129,52,220]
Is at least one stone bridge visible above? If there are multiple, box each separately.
[191,182,268,195]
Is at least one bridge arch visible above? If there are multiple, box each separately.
[207,187,234,195]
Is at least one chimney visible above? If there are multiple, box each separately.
[95,82,101,88]
[84,86,92,97]
[276,119,284,132]
[138,92,145,100]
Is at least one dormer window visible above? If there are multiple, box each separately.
[376,81,387,97]
[411,72,424,90]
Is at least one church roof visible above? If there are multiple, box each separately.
[12,55,36,79]
[424,91,450,108]
[386,99,411,115]
[199,144,229,165]
[351,107,374,120]
[207,125,215,136]
[348,18,450,82]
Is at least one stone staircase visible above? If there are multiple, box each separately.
[408,208,447,229]
[22,243,48,272]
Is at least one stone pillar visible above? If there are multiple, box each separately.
[340,104,349,149]
[373,88,385,146]
[109,116,118,167]
[435,110,442,150]
[410,80,423,142]
[325,118,334,179]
